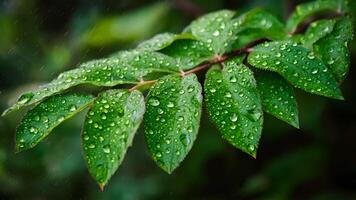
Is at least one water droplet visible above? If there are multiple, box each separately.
[103,145,111,153]
[327,59,335,65]
[230,113,238,122]
[180,134,190,146]
[149,98,160,106]
[230,76,237,83]
[83,135,90,141]
[246,109,262,122]
[18,93,34,105]
[158,108,164,114]
[311,69,318,74]
[29,127,37,133]
[308,53,315,59]
[167,102,174,108]
[69,105,77,112]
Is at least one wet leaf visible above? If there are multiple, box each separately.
[255,71,299,128]
[189,10,237,54]
[248,41,342,99]
[16,93,94,152]
[144,74,202,173]
[314,17,354,82]
[204,59,263,157]
[137,32,195,51]
[3,51,179,116]
[286,0,349,33]
[231,8,286,48]
[301,19,336,49]
[82,89,145,188]
[160,39,214,69]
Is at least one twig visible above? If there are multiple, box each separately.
[128,38,270,92]
[129,80,157,92]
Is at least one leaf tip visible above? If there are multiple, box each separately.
[337,95,345,101]
[98,183,106,192]
[251,152,257,159]
[160,165,175,174]
[1,109,10,117]
[291,119,300,129]
[14,145,25,154]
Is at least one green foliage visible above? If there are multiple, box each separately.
[248,41,342,99]
[204,60,263,157]
[82,90,145,189]
[2,0,353,189]
[231,8,287,49]
[16,93,94,152]
[286,0,349,33]
[301,19,336,49]
[188,10,237,54]
[314,17,354,82]
[255,71,299,128]
[144,74,202,173]
[160,39,214,69]
[2,51,179,116]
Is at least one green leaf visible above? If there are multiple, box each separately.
[189,10,237,54]
[314,17,354,82]
[16,93,94,152]
[82,89,145,188]
[248,41,343,99]
[2,51,179,116]
[255,71,299,128]
[232,8,286,48]
[159,39,214,69]
[144,74,202,173]
[286,0,349,33]
[137,32,195,51]
[301,19,336,49]
[204,59,263,157]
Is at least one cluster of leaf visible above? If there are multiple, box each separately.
[2,0,353,189]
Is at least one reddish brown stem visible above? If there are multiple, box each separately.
[129,38,269,92]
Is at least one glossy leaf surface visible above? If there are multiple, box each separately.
[286,0,348,33]
[314,17,353,82]
[255,71,299,128]
[189,10,236,54]
[144,74,202,173]
[3,51,179,116]
[16,93,94,152]
[248,41,342,99]
[82,89,145,188]
[204,60,263,157]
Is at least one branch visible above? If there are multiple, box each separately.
[129,38,269,91]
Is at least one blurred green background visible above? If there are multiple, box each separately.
[0,0,355,199]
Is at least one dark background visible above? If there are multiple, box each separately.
[0,0,355,199]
